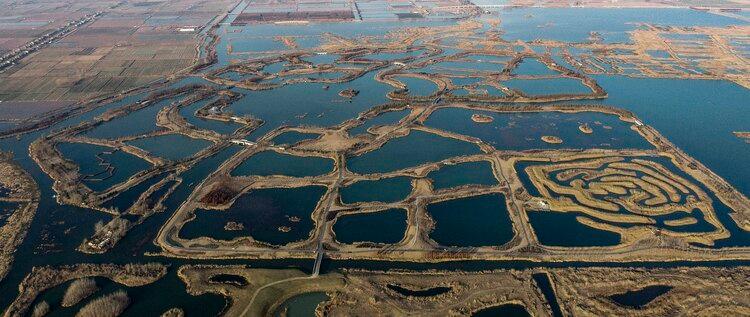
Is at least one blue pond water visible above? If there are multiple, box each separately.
[513,58,559,76]
[347,130,482,174]
[340,177,412,204]
[57,142,151,192]
[426,194,514,247]
[274,292,328,317]
[181,186,326,245]
[232,73,391,140]
[349,109,410,136]
[428,161,498,190]
[504,77,592,96]
[231,151,333,178]
[499,8,742,44]
[272,131,320,145]
[84,98,173,139]
[591,75,750,198]
[127,134,212,161]
[395,76,439,97]
[608,285,672,308]
[178,98,241,135]
[333,208,407,244]
[472,304,531,317]
[425,108,652,150]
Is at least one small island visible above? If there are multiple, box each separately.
[224,221,244,231]
[541,135,563,144]
[578,123,593,134]
[339,89,360,98]
[471,113,494,123]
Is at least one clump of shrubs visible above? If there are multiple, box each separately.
[76,290,129,317]
[62,278,98,307]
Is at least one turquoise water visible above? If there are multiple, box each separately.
[340,177,412,204]
[453,84,506,97]
[499,8,742,44]
[231,151,334,178]
[333,208,407,244]
[592,76,750,198]
[358,49,425,61]
[429,59,506,73]
[425,108,652,150]
[304,54,339,65]
[127,134,211,161]
[57,143,151,192]
[513,58,559,76]
[349,109,409,136]
[272,131,319,145]
[181,186,326,245]
[84,98,172,139]
[178,98,241,135]
[347,130,482,174]
[503,77,591,96]
[395,76,439,97]
[426,194,514,247]
[428,161,498,190]
[449,76,485,87]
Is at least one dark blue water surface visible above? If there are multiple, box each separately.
[425,108,651,151]
[231,151,334,178]
[426,194,515,247]
[333,208,407,244]
[181,186,326,245]
[127,134,212,161]
[428,161,498,190]
[340,177,412,204]
[347,130,482,174]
